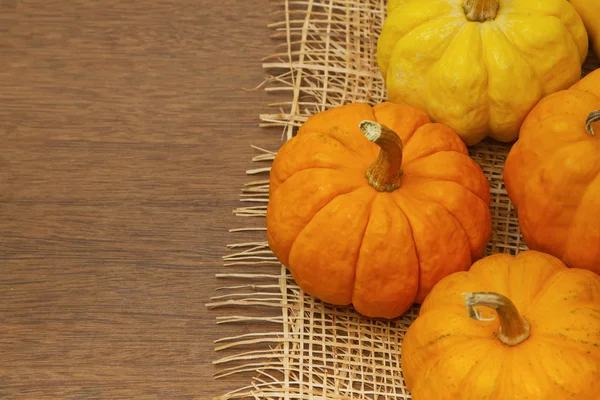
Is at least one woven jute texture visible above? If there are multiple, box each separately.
[208,1,600,399]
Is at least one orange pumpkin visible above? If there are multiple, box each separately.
[266,102,492,319]
[402,250,600,399]
[504,69,600,274]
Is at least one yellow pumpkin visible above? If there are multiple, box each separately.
[401,250,600,399]
[377,0,589,145]
[570,0,600,57]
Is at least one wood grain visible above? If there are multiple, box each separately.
[0,0,279,398]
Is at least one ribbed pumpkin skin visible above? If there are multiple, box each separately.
[266,102,491,319]
[377,0,588,146]
[401,251,600,400]
[569,0,600,57]
[504,69,600,274]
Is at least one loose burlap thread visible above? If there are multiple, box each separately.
[208,1,600,398]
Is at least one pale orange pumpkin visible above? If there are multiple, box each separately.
[266,102,491,319]
[504,69,600,274]
[402,250,600,399]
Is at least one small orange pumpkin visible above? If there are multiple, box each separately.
[266,102,492,319]
[402,250,600,399]
[504,69,600,274]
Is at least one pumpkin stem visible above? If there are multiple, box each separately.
[463,292,531,346]
[359,120,403,192]
[463,0,500,22]
[586,110,600,136]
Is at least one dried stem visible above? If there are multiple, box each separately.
[359,120,403,192]
[463,0,500,22]
[586,110,600,136]
[464,292,531,346]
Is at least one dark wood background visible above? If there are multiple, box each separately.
[1,0,278,398]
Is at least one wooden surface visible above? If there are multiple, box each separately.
[1,1,278,398]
